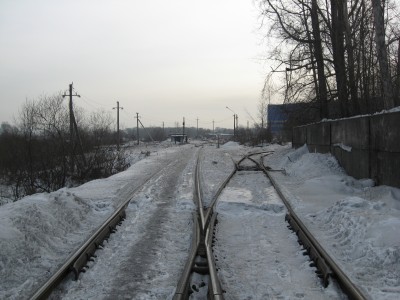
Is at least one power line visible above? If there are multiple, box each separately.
[79,94,109,109]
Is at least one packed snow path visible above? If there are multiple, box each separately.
[52,146,198,299]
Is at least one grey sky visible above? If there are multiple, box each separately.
[0,0,269,130]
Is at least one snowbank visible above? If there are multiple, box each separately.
[265,145,400,299]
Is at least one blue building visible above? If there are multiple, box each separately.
[267,104,287,135]
[267,103,307,136]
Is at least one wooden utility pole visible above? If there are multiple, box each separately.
[213,120,215,135]
[62,82,82,173]
[135,113,140,145]
[234,115,236,139]
[113,101,123,151]
[196,117,199,139]
[182,117,185,143]
[235,114,238,133]
[138,118,154,142]
[226,106,236,140]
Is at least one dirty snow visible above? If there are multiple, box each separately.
[0,141,399,299]
[265,144,400,299]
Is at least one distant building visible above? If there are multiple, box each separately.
[170,134,187,144]
[267,104,288,135]
[267,103,307,136]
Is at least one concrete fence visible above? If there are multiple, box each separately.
[292,111,400,188]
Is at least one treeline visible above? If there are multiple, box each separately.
[128,125,232,142]
[0,93,130,200]
[258,0,400,124]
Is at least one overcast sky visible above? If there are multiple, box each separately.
[0,0,271,130]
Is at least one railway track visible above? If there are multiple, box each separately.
[29,155,188,300]
[173,150,234,299]
[175,149,368,299]
[28,145,368,299]
[254,152,368,300]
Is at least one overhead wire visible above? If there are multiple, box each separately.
[65,91,245,130]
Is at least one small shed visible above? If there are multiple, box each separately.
[170,134,188,144]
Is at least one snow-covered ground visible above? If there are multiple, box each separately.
[213,171,343,299]
[0,141,399,299]
[53,143,197,299]
[265,144,400,300]
[0,142,196,299]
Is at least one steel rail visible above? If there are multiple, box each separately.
[201,152,267,299]
[195,151,206,230]
[30,158,181,300]
[203,166,237,231]
[30,202,128,300]
[256,157,368,300]
[173,213,201,299]
[174,148,229,299]
[205,213,224,300]
[174,149,203,299]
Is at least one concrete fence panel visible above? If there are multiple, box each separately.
[331,117,369,149]
[370,111,400,152]
[292,111,400,188]
[306,122,331,153]
[292,126,307,148]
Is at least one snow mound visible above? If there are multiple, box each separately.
[309,196,400,297]
[0,189,110,299]
[285,152,344,180]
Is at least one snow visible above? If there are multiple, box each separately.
[265,144,400,299]
[333,143,352,152]
[220,141,241,149]
[319,105,400,123]
[54,146,197,299]
[0,141,399,299]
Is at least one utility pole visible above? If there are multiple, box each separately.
[135,113,140,145]
[233,115,236,139]
[182,117,185,144]
[226,106,236,140]
[138,118,154,142]
[213,120,215,135]
[113,101,123,151]
[63,82,82,173]
[236,114,238,134]
[196,117,199,139]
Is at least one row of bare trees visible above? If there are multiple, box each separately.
[257,0,400,121]
[0,93,130,200]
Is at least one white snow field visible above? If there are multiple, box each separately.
[0,141,399,299]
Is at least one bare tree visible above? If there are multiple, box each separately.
[372,0,395,108]
[0,93,129,200]
[257,0,400,118]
